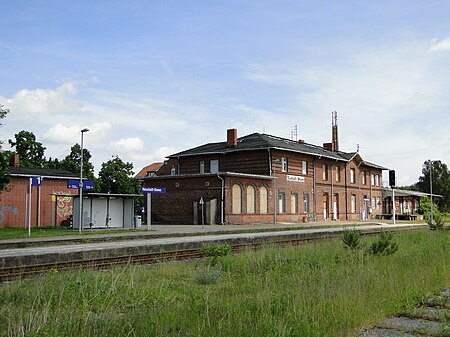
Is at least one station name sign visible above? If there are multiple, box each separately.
[287,175,305,183]
[67,179,94,190]
[141,187,166,194]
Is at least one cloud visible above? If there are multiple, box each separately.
[2,83,81,120]
[43,124,80,144]
[430,37,450,52]
[110,137,145,153]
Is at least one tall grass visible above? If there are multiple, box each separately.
[0,230,448,337]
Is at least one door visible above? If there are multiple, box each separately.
[333,194,339,220]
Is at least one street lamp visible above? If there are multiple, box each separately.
[78,128,89,234]
[429,160,433,225]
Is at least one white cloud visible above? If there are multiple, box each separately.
[43,124,80,144]
[430,37,450,52]
[2,83,81,120]
[110,137,145,153]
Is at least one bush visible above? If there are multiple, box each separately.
[341,229,361,253]
[200,244,232,265]
[368,232,398,256]
[193,265,222,285]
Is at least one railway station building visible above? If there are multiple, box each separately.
[140,118,387,225]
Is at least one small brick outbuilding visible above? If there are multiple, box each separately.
[0,166,78,227]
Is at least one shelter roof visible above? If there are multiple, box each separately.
[8,166,78,179]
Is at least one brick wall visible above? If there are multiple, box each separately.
[0,177,76,227]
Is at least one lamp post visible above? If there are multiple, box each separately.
[429,160,433,226]
[78,128,89,234]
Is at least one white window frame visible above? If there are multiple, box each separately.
[210,160,219,174]
[281,157,288,173]
[302,160,307,175]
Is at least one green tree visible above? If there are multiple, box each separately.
[8,130,46,168]
[97,156,140,194]
[414,160,450,212]
[59,144,95,180]
[0,104,10,191]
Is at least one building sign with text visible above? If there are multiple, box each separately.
[287,175,305,183]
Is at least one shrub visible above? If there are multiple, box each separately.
[193,265,222,285]
[200,244,232,265]
[341,229,361,253]
[368,232,398,256]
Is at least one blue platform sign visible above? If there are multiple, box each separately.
[142,187,166,194]
[68,179,94,190]
[31,176,42,186]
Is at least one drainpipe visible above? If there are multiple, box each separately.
[345,162,348,220]
[313,158,317,221]
[217,173,224,224]
[331,163,334,220]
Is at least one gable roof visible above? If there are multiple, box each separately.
[169,132,388,169]
[8,166,78,179]
[134,162,164,178]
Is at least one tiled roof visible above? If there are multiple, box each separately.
[135,162,164,178]
[169,132,387,169]
[8,166,78,178]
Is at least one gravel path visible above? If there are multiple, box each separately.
[359,288,450,336]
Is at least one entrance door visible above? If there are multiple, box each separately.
[323,193,329,220]
[333,194,339,220]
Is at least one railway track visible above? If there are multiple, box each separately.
[0,224,426,282]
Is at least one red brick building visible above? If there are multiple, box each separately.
[140,121,387,225]
[0,166,78,227]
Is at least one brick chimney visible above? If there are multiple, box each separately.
[227,129,237,147]
[10,153,20,167]
[332,111,339,151]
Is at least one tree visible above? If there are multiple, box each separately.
[0,104,10,191]
[59,144,95,180]
[414,160,450,212]
[97,156,140,194]
[8,130,47,168]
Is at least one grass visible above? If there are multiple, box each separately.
[0,226,150,240]
[0,230,448,337]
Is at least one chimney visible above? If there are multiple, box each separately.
[332,111,339,151]
[323,142,333,151]
[10,153,20,167]
[227,129,237,147]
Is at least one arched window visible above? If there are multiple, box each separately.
[232,184,242,214]
[291,192,298,214]
[259,186,268,214]
[246,185,255,214]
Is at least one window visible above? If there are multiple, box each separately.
[259,187,268,214]
[335,165,341,182]
[246,186,255,214]
[322,163,328,180]
[170,166,176,176]
[350,168,355,184]
[302,160,307,175]
[278,192,286,214]
[376,197,380,210]
[210,160,219,174]
[281,157,288,172]
[232,184,242,214]
[375,174,380,187]
[291,192,298,214]
[351,194,357,213]
[362,171,366,185]
[303,192,310,213]
[371,197,376,209]
[371,173,375,186]
[199,161,205,174]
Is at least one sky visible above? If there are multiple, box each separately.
[1,0,449,186]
